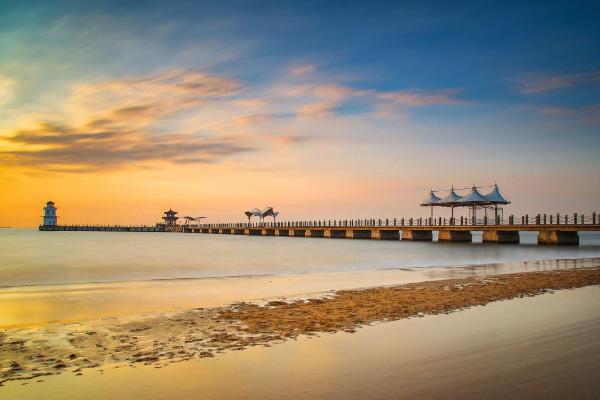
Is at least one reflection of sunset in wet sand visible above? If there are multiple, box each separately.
[1,257,598,328]
[2,265,599,390]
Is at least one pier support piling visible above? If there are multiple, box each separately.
[329,229,348,239]
[438,230,472,242]
[401,230,433,241]
[309,229,325,238]
[538,230,579,245]
[375,229,400,240]
[293,229,306,237]
[351,230,372,239]
[482,230,520,244]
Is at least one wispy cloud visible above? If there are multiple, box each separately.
[376,90,461,106]
[284,82,461,119]
[1,121,253,172]
[536,104,600,125]
[0,74,15,105]
[290,64,317,77]
[518,70,600,94]
[0,69,253,172]
[584,105,600,124]
[1,65,464,174]
[68,69,241,126]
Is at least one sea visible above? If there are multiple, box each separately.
[1,228,600,399]
[1,228,600,327]
[1,228,600,287]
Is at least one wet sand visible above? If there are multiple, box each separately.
[2,283,599,399]
[1,265,599,388]
[2,257,597,327]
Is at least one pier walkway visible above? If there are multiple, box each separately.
[39,225,163,232]
[189,213,600,245]
[38,213,600,245]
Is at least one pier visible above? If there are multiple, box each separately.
[37,201,600,245]
[187,213,600,245]
[39,225,164,232]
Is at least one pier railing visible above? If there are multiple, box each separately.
[195,212,600,229]
[39,224,164,232]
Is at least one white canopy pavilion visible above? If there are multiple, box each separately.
[439,186,464,219]
[419,191,442,218]
[484,184,511,220]
[419,184,511,221]
[458,186,490,220]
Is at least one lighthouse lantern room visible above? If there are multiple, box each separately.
[43,201,58,226]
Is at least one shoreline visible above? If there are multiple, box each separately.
[2,257,599,328]
[3,256,600,290]
[1,265,599,387]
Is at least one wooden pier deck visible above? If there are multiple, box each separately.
[38,213,600,245]
[39,225,164,232]
[188,213,600,245]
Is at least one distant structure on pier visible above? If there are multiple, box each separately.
[42,201,58,226]
[244,207,280,224]
[162,209,179,227]
[420,184,511,219]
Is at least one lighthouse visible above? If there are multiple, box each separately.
[42,201,58,226]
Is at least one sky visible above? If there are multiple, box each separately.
[1,0,599,227]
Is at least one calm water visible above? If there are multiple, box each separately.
[2,228,600,287]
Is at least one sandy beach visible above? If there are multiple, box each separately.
[2,264,599,390]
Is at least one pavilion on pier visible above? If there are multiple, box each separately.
[420,184,511,220]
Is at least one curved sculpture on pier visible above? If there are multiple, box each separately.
[244,207,280,224]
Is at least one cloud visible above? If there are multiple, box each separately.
[518,70,600,94]
[0,74,15,105]
[1,121,254,172]
[376,90,461,106]
[0,69,253,172]
[68,69,241,127]
[535,104,600,125]
[290,64,317,77]
[297,102,336,117]
[536,106,577,116]
[232,98,269,108]
[287,82,460,119]
[584,105,600,124]
[269,134,312,146]
[1,65,464,173]
[235,113,273,125]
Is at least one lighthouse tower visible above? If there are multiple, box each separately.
[43,201,58,226]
